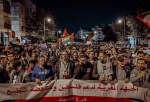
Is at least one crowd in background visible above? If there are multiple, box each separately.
[0,40,150,88]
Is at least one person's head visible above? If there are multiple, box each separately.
[137,51,145,59]
[0,55,6,64]
[80,56,87,64]
[61,51,68,61]
[99,52,104,60]
[13,61,22,71]
[38,57,45,67]
[101,55,108,64]
[31,52,37,60]
[106,49,112,55]
[136,59,145,69]
[66,48,71,54]
[138,47,144,52]
[89,51,94,59]
[29,60,35,68]
[72,52,78,61]
[117,48,122,53]
[144,54,150,62]
[86,49,91,55]
[94,52,99,58]
[124,55,130,65]
[7,54,14,61]
[112,57,118,65]
[72,47,76,53]
[6,62,13,72]
[16,38,20,45]
[117,55,125,67]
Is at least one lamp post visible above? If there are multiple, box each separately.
[43,17,52,41]
[117,17,126,41]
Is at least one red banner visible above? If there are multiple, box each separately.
[0,79,149,102]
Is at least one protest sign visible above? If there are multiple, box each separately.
[0,79,149,102]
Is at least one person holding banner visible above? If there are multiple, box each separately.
[32,57,55,83]
[116,55,129,82]
[0,55,10,83]
[9,61,24,83]
[130,59,147,86]
[93,51,113,82]
[75,55,93,80]
[71,52,80,78]
[56,51,75,79]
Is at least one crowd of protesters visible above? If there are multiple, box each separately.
[0,39,150,87]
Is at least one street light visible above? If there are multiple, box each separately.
[44,17,52,41]
[118,19,123,24]
[117,18,126,41]
[94,31,97,34]
[47,18,52,23]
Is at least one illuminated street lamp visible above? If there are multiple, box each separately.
[117,18,126,40]
[118,19,123,24]
[94,31,97,34]
[47,18,52,23]
[44,17,52,41]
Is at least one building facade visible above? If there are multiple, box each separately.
[77,29,91,41]
[24,0,36,34]
[0,0,11,45]
[91,26,105,42]
[11,0,26,40]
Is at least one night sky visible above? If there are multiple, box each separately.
[35,0,150,32]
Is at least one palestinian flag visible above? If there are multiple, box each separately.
[62,28,75,45]
[63,28,69,37]
[62,28,73,45]
[137,11,150,34]
[62,35,71,45]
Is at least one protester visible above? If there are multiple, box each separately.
[56,51,75,79]
[116,55,127,81]
[130,59,147,86]
[75,55,93,80]
[23,60,35,82]
[9,61,24,83]
[0,40,149,89]
[32,57,54,82]
[93,52,113,81]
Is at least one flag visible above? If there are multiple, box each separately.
[62,35,71,45]
[62,28,75,45]
[62,28,70,45]
[63,28,69,37]
[137,11,150,34]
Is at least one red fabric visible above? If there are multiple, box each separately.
[16,96,132,102]
[137,15,150,34]
[148,32,150,35]
[63,28,69,37]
